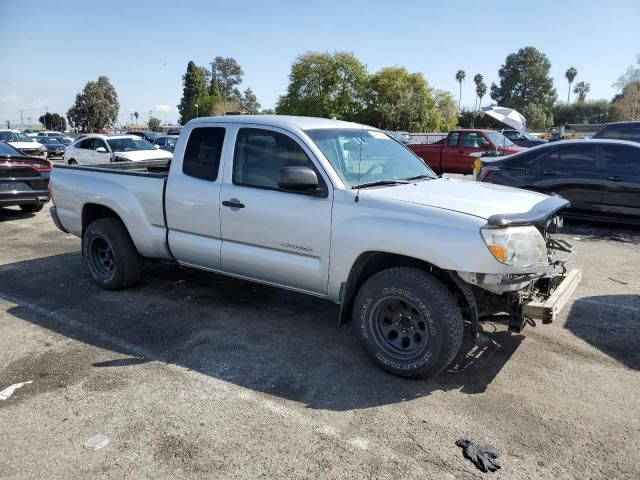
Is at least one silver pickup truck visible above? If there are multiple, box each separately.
[49,115,580,378]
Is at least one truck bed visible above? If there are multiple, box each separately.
[51,160,172,259]
[59,159,171,177]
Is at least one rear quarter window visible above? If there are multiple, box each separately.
[182,127,225,181]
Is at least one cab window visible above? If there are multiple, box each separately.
[233,128,316,190]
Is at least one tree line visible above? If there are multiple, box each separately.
[61,49,640,133]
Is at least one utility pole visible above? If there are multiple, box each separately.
[148,109,152,124]
[27,117,32,128]
[20,110,24,128]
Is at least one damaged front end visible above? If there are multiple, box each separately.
[457,195,582,332]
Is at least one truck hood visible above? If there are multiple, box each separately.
[113,149,173,162]
[362,177,556,221]
[9,141,43,150]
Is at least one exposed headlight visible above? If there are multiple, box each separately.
[38,145,46,152]
[481,225,547,268]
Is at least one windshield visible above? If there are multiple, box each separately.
[485,131,515,147]
[107,137,156,152]
[0,131,33,142]
[307,128,435,188]
[42,138,63,145]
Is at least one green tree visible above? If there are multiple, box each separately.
[211,56,244,102]
[240,88,261,114]
[148,116,162,132]
[573,81,590,103]
[553,100,621,125]
[428,90,458,131]
[276,51,368,121]
[614,81,640,120]
[260,108,275,115]
[67,76,119,132]
[134,111,139,124]
[490,47,557,124]
[38,112,66,131]
[209,77,222,106]
[565,67,578,103]
[613,55,640,120]
[177,61,210,124]
[365,66,434,131]
[455,70,466,109]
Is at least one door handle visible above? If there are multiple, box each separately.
[606,176,622,182]
[222,199,245,209]
[542,170,556,175]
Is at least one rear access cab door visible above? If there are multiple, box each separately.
[600,143,640,222]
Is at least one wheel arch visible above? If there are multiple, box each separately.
[82,203,120,235]
[338,251,478,338]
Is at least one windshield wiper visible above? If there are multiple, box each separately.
[402,174,434,181]
[352,179,410,189]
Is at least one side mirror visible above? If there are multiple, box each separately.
[154,144,160,149]
[95,147,107,153]
[278,166,319,193]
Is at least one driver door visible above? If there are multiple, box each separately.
[219,126,333,295]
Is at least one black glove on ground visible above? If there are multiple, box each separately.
[456,438,501,473]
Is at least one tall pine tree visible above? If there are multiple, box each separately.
[178,61,209,125]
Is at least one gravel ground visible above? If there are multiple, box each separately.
[0,203,639,479]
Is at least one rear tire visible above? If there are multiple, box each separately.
[82,218,143,290]
[352,267,464,378]
[19,204,44,213]
[68,159,77,165]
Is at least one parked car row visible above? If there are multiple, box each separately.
[0,140,51,212]
[63,134,173,165]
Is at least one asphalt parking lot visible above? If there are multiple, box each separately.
[1,202,639,479]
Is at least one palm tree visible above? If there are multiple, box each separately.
[476,81,487,110]
[473,74,484,110]
[573,81,590,103]
[134,111,139,124]
[565,67,578,103]
[455,70,466,109]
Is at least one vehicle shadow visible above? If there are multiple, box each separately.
[0,207,35,221]
[561,218,640,244]
[0,253,523,411]
[564,295,640,370]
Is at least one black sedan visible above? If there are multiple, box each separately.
[37,137,66,158]
[501,130,548,148]
[477,139,640,225]
[0,141,51,212]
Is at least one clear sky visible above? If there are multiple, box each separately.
[1,0,638,127]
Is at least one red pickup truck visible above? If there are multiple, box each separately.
[407,129,525,174]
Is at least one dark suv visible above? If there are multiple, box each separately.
[593,121,640,143]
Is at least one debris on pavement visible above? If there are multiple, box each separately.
[456,438,501,473]
[608,277,628,285]
[572,236,582,241]
[84,433,111,451]
[0,381,33,400]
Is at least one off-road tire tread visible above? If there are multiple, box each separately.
[83,218,143,290]
[354,266,464,377]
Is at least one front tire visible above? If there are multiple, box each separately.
[68,159,77,165]
[19,204,44,213]
[352,267,463,378]
[82,218,143,290]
